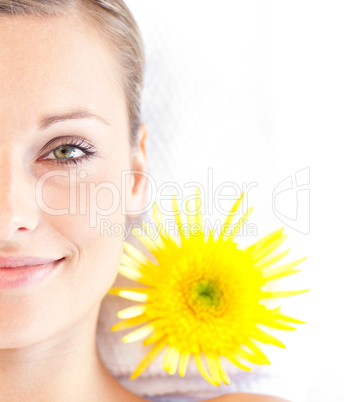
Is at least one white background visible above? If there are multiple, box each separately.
[101,1,343,401]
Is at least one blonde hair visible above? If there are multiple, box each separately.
[0,0,145,147]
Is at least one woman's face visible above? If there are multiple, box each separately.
[0,13,147,348]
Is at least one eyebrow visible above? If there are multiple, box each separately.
[39,108,111,130]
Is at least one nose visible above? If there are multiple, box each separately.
[0,159,40,241]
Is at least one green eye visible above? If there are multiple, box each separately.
[53,145,84,159]
[41,137,99,167]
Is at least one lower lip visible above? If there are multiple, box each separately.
[0,258,65,290]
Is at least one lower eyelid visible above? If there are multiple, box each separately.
[43,155,91,167]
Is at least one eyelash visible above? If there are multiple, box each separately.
[42,138,99,167]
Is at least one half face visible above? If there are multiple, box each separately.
[0,11,144,348]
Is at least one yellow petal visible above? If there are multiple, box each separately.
[207,228,217,242]
[121,253,142,269]
[194,353,219,386]
[123,322,155,343]
[236,347,270,365]
[225,353,252,371]
[118,265,143,281]
[245,339,270,364]
[142,222,165,249]
[167,348,180,375]
[263,269,301,282]
[110,315,149,332]
[262,289,310,298]
[246,228,284,254]
[179,352,191,377]
[172,194,185,241]
[214,356,231,385]
[253,249,290,270]
[152,202,169,239]
[252,234,288,261]
[205,355,222,386]
[260,319,296,331]
[130,337,168,380]
[224,207,253,241]
[107,287,149,302]
[252,329,286,348]
[219,192,245,240]
[119,290,149,302]
[194,187,204,232]
[143,331,166,346]
[163,345,176,371]
[123,241,153,266]
[262,257,307,282]
[118,265,155,286]
[272,311,305,324]
[117,304,147,319]
[132,228,159,252]
[153,202,181,246]
[186,198,194,228]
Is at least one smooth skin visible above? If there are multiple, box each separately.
[0,10,289,402]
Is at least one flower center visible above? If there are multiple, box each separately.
[195,279,219,306]
[186,278,226,316]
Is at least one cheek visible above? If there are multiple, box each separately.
[42,166,127,290]
[35,166,127,330]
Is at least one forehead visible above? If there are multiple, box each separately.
[0,12,126,134]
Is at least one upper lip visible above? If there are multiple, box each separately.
[0,256,62,268]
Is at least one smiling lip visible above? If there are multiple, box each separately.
[0,256,65,290]
[0,255,60,268]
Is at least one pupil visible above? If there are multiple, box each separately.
[54,146,74,159]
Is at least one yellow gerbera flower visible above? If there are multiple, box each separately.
[107,188,309,386]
